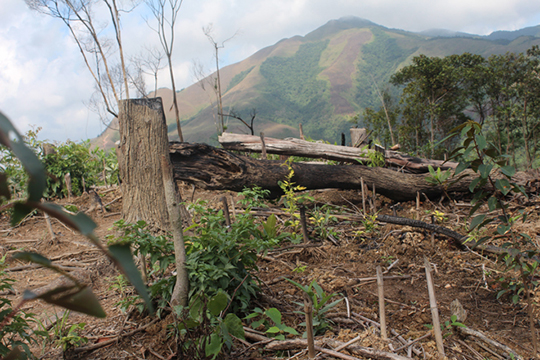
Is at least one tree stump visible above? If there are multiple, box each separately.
[117,98,171,230]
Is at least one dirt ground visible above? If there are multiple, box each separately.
[1,184,539,359]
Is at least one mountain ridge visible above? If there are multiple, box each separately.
[94,16,540,148]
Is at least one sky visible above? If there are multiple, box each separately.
[1,0,540,143]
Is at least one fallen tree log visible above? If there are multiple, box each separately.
[170,143,479,202]
[218,132,458,173]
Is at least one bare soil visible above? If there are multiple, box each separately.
[1,185,539,359]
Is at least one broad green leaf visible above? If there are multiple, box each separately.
[11,202,34,226]
[108,244,153,314]
[478,164,492,179]
[0,173,10,201]
[208,291,228,317]
[36,202,97,236]
[0,111,46,201]
[224,313,245,340]
[500,165,516,178]
[475,134,487,151]
[24,287,106,318]
[495,178,512,196]
[487,196,499,211]
[454,162,469,175]
[265,308,282,326]
[205,333,223,359]
[469,214,485,231]
[469,177,481,193]
[283,326,299,335]
[266,326,281,334]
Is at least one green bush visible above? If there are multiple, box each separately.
[0,256,46,358]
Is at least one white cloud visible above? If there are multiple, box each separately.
[1,0,540,142]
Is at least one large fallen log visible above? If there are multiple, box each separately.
[218,132,458,173]
[169,142,479,202]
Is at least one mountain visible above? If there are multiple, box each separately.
[95,17,540,148]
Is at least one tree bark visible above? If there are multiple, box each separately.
[169,143,478,202]
[218,132,458,173]
[160,155,188,307]
[118,98,170,229]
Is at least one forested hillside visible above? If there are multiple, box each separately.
[95,17,540,148]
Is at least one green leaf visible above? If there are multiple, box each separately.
[265,308,282,326]
[487,196,499,211]
[11,202,34,226]
[24,286,106,318]
[475,134,487,151]
[36,202,97,236]
[208,291,228,317]
[478,164,492,179]
[500,165,516,178]
[454,162,469,176]
[205,333,223,359]
[224,313,245,340]
[469,215,486,231]
[283,326,299,335]
[0,173,10,201]
[108,244,153,314]
[495,178,512,196]
[266,326,281,334]
[469,177,481,193]
[0,111,46,201]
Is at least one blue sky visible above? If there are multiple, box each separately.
[1,0,540,143]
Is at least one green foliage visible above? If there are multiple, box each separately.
[425,165,452,186]
[175,291,245,360]
[0,110,151,357]
[448,120,538,310]
[425,314,465,338]
[308,204,338,239]
[244,307,298,340]
[257,40,342,139]
[185,200,277,314]
[226,66,254,92]
[0,256,44,359]
[285,278,343,336]
[278,158,314,242]
[55,322,88,352]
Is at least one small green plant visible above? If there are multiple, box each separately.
[357,145,385,167]
[425,314,465,338]
[175,290,245,359]
[425,165,452,186]
[356,213,379,236]
[285,279,343,336]
[0,256,45,359]
[278,158,314,243]
[293,265,307,273]
[237,186,270,209]
[380,255,395,265]
[309,205,338,239]
[55,322,88,352]
[244,307,299,340]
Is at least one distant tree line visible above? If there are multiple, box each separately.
[361,47,540,168]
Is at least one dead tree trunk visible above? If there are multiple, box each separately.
[169,143,480,202]
[117,98,170,229]
[218,132,458,173]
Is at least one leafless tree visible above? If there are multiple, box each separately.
[191,59,221,134]
[203,24,239,135]
[130,46,166,97]
[220,108,257,135]
[26,0,134,123]
[146,0,184,141]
